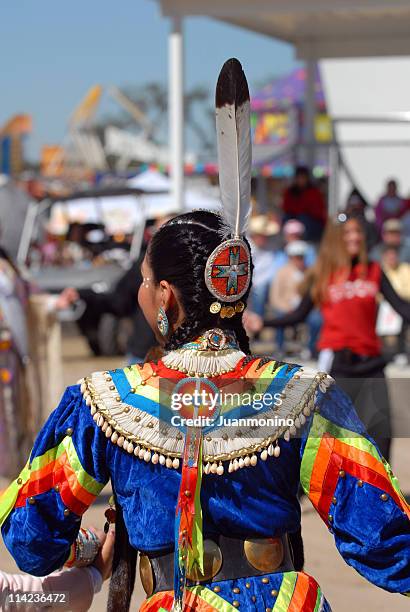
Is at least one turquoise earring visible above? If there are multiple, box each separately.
[157,306,169,336]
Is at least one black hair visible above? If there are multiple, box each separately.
[290,166,312,195]
[107,497,137,612]
[346,187,368,209]
[294,165,310,177]
[148,210,252,354]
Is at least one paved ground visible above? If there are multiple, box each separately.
[1,330,409,611]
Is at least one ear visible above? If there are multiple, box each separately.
[159,280,178,310]
[159,280,185,326]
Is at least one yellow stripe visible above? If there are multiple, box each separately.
[0,436,105,527]
[273,572,297,610]
[0,461,31,527]
[188,586,237,611]
[302,414,408,507]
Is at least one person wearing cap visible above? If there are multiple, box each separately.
[263,219,316,284]
[381,245,410,365]
[282,166,327,242]
[269,241,321,358]
[281,219,316,267]
[246,214,280,320]
[270,240,308,314]
[244,219,317,336]
[375,179,408,234]
[370,218,410,263]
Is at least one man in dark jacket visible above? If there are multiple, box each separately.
[61,251,156,361]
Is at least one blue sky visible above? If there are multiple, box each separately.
[0,0,299,160]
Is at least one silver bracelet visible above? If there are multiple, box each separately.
[74,529,101,567]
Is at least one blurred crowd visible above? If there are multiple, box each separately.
[245,168,410,365]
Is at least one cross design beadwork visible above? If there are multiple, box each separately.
[204,238,251,302]
[211,246,248,295]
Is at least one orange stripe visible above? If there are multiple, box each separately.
[58,452,96,506]
[139,591,173,612]
[333,439,389,479]
[18,459,58,497]
[139,590,222,612]
[288,573,310,612]
[309,436,410,521]
[308,433,336,508]
[333,439,410,518]
[15,452,97,515]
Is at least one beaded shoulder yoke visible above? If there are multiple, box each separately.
[79,356,333,476]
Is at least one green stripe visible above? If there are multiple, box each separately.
[187,586,237,611]
[273,572,297,611]
[189,442,204,574]
[29,437,104,496]
[30,443,66,472]
[300,420,322,495]
[0,436,105,527]
[0,461,31,527]
[62,437,105,496]
[313,414,382,459]
[313,586,323,612]
[301,413,407,501]
[123,366,142,386]
[300,413,408,509]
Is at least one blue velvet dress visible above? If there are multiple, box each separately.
[0,355,409,611]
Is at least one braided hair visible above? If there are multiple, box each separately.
[148,210,253,354]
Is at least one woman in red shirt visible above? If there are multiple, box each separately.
[270,215,410,459]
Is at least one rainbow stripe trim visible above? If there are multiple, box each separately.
[139,572,323,611]
[111,360,294,430]
[140,587,237,611]
[300,413,410,521]
[0,436,105,525]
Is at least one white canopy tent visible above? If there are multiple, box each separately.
[158,1,410,59]
[321,57,410,207]
[127,168,171,191]
[140,189,221,217]
[155,0,410,210]
[127,168,221,215]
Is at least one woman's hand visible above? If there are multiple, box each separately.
[90,528,115,581]
[55,287,80,310]
[243,310,264,335]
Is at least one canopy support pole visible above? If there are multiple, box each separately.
[304,58,316,171]
[328,144,340,216]
[169,16,184,212]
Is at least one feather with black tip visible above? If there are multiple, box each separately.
[215,58,252,238]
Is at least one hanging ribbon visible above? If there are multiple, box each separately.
[172,426,204,611]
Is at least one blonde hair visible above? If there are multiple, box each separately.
[301,217,368,305]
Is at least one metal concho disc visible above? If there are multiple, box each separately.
[244,538,284,573]
[204,239,251,303]
[186,539,223,582]
[139,554,154,596]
